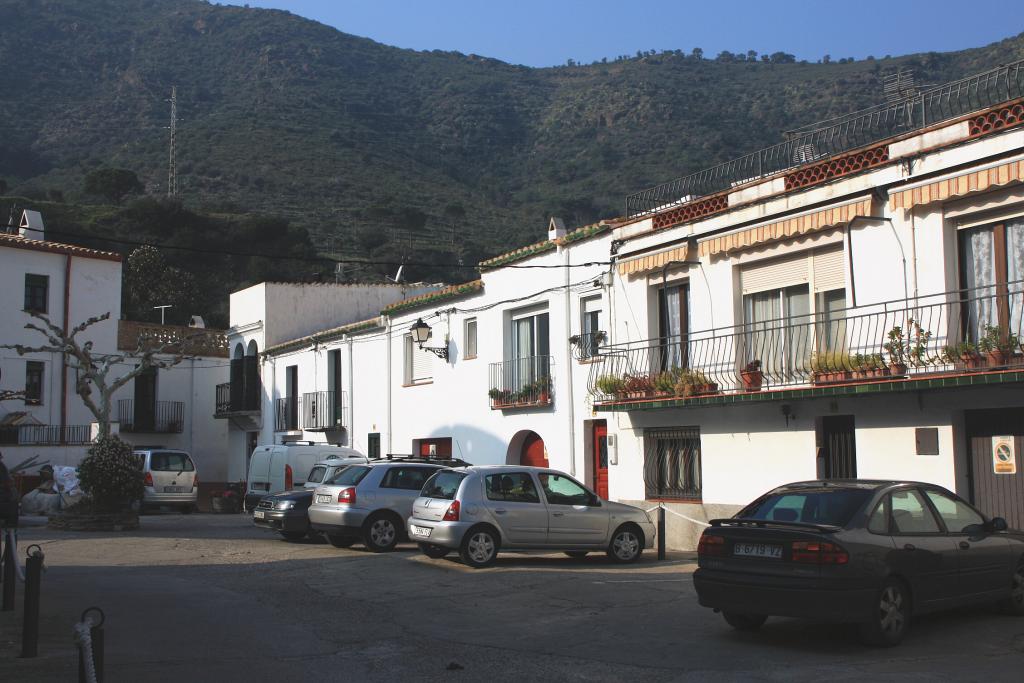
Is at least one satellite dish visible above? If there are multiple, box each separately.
[387,264,405,284]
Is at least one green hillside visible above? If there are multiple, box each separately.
[2,0,1024,291]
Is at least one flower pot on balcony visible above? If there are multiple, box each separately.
[740,370,764,392]
[961,352,984,370]
[985,350,1007,367]
[538,390,550,404]
[889,362,908,376]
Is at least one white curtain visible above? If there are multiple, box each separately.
[962,227,996,340]
[745,290,782,376]
[665,286,682,368]
[1008,220,1024,336]
[785,286,811,379]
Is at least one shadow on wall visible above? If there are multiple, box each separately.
[416,424,511,466]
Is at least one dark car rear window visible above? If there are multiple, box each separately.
[421,471,467,500]
[326,465,370,486]
[150,452,195,472]
[739,488,874,527]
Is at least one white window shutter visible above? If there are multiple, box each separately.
[811,246,846,293]
[740,253,810,295]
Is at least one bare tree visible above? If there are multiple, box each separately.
[1,311,197,438]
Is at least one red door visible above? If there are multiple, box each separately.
[593,421,609,499]
[521,433,548,467]
[419,438,452,458]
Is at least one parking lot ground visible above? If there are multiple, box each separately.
[2,513,1024,681]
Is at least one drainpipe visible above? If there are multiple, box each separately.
[188,358,195,458]
[563,246,577,477]
[908,208,920,303]
[346,335,354,448]
[386,317,393,455]
[60,254,71,443]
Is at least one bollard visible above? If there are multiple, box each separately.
[1,529,15,611]
[78,606,105,683]
[21,544,43,658]
[657,505,666,561]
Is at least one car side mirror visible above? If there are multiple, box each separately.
[989,517,1008,532]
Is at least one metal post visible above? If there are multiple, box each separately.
[1,530,15,611]
[21,544,43,658]
[657,506,666,561]
[78,607,105,683]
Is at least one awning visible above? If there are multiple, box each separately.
[889,157,1024,211]
[617,243,691,276]
[698,197,874,257]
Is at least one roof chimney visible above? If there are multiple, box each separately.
[548,216,567,241]
[19,210,44,241]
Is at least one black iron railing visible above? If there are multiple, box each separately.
[118,399,185,433]
[589,283,1024,404]
[215,380,261,416]
[626,60,1024,217]
[572,331,607,360]
[275,397,298,432]
[0,424,93,445]
[489,356,553,409]
[302,391,346,430]
[215,382,232,416]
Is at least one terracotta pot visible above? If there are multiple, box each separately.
[740,370,764,391]
[889,363,908,376]
[961,353,983,369]
[986,350,1006,367]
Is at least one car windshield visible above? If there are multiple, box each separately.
[421,471,466,500]
[739,488,874,527]
[150,452,194,472]
[307,466,327,484]
[326,465,369,486]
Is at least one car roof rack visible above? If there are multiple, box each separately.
[371,454,472,467]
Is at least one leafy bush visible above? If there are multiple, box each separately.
[77,436,143,512]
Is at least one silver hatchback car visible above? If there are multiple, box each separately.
[408,466,656,568]
[308,460,453,552]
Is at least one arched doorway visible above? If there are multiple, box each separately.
[520,432,548,468]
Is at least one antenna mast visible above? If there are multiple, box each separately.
[167,85,179,197]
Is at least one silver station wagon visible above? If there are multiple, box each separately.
[408,465,656,568]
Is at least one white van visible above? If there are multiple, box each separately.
[244,443,366,510]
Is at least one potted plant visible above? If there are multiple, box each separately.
[740,360,763,391]
[653,370,678,396]
[623,374,654,399]
[673,369,718,397]
[978,324,1019,367]
[811,350,853,383]
[534,376,552,404]
[595,374,626,399]
[488,387,513,407]
[885,324,909,375]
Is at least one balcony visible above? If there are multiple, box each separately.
[275,397,298,432]
[118,399,185,433]
[588,283,1024,409]
[0,424,92,446]
[302,391,346,431]
[214,381,261,417]
[489,356,553,409]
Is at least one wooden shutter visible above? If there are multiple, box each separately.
[411,337,432,381]
[740,253,809,295]
[812,246,845,293]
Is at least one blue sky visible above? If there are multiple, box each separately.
[217,0,1024,67]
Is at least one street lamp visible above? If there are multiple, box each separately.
[409,318,449,361]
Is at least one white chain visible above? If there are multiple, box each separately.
[643,503,710,527]
[74,619,98,683]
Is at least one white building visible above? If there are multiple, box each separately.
[0,211,230,493]
[595,60,1024,546]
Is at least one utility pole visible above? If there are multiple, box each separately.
[166,85,178,197]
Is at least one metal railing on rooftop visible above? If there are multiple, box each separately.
[588,282,1024,404]
[626,59,1024,217]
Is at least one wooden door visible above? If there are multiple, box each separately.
[966,408,1024,530]
[818,415,857,479]
[593,421,609,499]
[521,432,548,468]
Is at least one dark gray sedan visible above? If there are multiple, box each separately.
[694,480,1024,646]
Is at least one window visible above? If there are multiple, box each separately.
[326,465,370,486]
[868,496,891,534]
[404,334,432,384]
[149,452,195,472]
[464,318,477,359]
[890,489,941,534]
[25,361,44,405]
[740,488,873,526]
[367,433,381,459]
[380,466,437,491]
[959,218,1024,341]
[307,466,327,484]
[24,274,48,313]
[485,473,541,503]
[421,470,467,500]
[580,296,603,359]
[538,473,595,506]
[925,490,984,533]
[508,310,550,392]
[643,427,701,500]
[657,284,689,369]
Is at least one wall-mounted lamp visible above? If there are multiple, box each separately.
[781,404,795,427]
[409,318,449,361]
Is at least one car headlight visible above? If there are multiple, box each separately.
[275,500,295,511]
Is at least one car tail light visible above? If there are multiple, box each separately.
[337,487,356,505]
[443,500,460,522]
[285,464,293,490]
[697,533,725,557]
[791,540,849,565]
[144,472,154,487]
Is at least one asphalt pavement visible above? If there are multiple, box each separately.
[1,514,1022,681]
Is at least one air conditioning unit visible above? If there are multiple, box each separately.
[606,433,618,465]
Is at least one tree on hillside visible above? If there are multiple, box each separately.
[1,312,198,437]
[83,168,144,205]
[124,245,198,324]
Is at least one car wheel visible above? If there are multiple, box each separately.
[280,531,306,542]
[606,525,643,563]
[326,534,356,548]
[722,612,768,631]
[418,543,449,559]
[859,579,911,647]
[565,551,589,559]
[363,514,400,552]
[459,527,499,568]
[1003,557,1024,616]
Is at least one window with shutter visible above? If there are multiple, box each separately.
[404,334,433,384]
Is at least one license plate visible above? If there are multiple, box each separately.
[316,494,333,504]
[253,510,265,519]
[163,486,187,493]
[733,543,782,559]
[410,525,431,538]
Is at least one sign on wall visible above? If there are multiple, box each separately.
[992,436,1017,475]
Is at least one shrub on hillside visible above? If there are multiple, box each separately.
[77,436,143,512]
